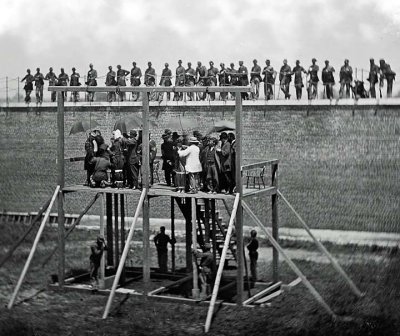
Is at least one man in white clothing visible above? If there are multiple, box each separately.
[178,136,202,193]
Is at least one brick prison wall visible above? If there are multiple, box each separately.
[0,102,399,233]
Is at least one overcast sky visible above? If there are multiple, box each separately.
[1,0,399,80]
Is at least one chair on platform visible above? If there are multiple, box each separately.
[245,166,266,189]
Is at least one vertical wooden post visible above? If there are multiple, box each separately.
[142,91,151,290]
[235,93,244,304]
[57,91,65,287]
[120,194,126,283]
[6,76,9,107]
[204,200,210,243]
[114,194,119,267]
[17,77,20,103]
[211,200,217,262]
[106,193,114,266]
[171,197,176,272]
[191,198,199,299]
[185,201,192,272]
[271,162,279,283]
[99,193,105,288]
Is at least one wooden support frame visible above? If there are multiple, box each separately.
[205,193,240,333]
[171,197,176,272]
[242,200,337,320]
[8,186,60,309]
[235,93,244,304]
[102,188,147,319]
[191,198,200,299]
[278,191,363,297]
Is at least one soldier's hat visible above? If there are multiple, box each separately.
[312,58,317,62]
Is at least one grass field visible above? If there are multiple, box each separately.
[0,222,400,335]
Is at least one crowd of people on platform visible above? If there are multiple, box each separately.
[20,58,396,104]
[161,128,236,194]
[83,127,236,195]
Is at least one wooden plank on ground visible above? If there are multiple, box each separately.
[255,290,282,304]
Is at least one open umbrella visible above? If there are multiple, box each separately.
[207,120,235,134]
[165,115,197,131]
[69,120,99,135]
[114,115,157,134]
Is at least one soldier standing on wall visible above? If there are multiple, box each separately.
[57,68,69,100]
[292,60,307,100]
[262,59,276,100]
[33,68,44,104]
[86,63,97,102]
[367,58,380,99]
[45,67,58,102]
[185,62,196,101]
[379,59,396,98]
[130,61,142,101]
[279,59,292,99]
[238,60,249,100]
[116,65,130,101]
[250,59,262,100]
[174,60,185,101]
[159,63,172,101]
[339,59,353,99]
[70,67,81,102]
[307,58,319,100]
[105,66,117,102]
[21,69,34,103]
[207,61,219,101]
[322,60,335,100]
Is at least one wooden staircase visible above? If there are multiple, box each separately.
[174,197,237,269]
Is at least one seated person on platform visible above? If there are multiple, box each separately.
[192,243,216,299]
[89,147,111,188]
[178,136,202,194]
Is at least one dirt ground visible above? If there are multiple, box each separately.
[0,226,400,336]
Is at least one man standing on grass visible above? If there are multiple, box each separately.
[154,226,175,273]
[247,229,259,285]
[89,235,107,289]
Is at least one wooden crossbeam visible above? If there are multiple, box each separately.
[241,159,279,171]
[48,86,251,93]
[242,186,277,198]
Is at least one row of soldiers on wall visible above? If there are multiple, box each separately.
[161,129,236,194]
[21,58,396,104]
